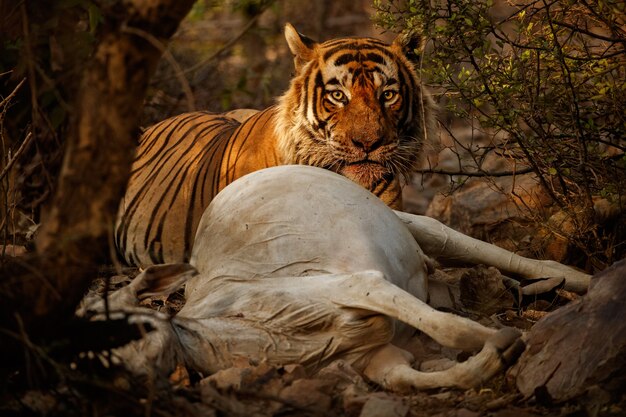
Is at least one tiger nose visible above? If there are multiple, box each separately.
[352,137,384,152]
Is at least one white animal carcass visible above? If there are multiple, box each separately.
[89,165,590,391]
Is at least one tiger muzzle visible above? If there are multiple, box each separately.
[351,136,385,153]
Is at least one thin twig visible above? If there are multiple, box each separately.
[0,132,34,182]
[416,166,534,177]
[122,25,196,111]
[177,12,263,77]
[0,78,26,109]
[21,4,40,133]
[543,0,592,207]
[236,388,324,415]
[552,19,626,44]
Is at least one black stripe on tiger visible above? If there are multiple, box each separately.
[133,113,203,172]
[116,114,214,255]
[332,51,387,68]
[144,122,232,263]
[321,39,390,60]
[310,71,324,131]
[115,26,434,266]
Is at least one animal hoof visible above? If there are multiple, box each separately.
[488,327,525,366]
[501,338,526,367]
[489,327,522,350]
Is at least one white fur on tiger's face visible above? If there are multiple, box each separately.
[276,24,435,208]
[115,24,435,266]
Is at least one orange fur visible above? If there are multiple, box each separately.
[115,24,435,266]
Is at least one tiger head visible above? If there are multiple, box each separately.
[275,23,435,205]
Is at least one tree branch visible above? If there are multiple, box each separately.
[416,166,534,177]
[0,132,34,182]
[0,0,196,367]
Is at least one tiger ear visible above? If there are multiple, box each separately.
[284,23,317,72]
[392,29,425,64]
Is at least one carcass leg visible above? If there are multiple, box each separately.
[394,211,591,292]
[363,329,523,391]
[238,271,516,352]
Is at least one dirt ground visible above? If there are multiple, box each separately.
[2,3,624,415]
[4,264,623,417]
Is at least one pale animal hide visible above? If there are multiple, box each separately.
[84,165,590,391]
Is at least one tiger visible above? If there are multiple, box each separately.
[115,23,435,267]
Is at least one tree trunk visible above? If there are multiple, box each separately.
[513,259,626,402]
[0,0,195,369]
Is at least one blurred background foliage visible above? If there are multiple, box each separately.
[0,0,378,250]
[141,0,382,123]
[1,0,102,253]
[375,0,626,268]
[1,0,625,269]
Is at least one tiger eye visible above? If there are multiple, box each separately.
[383,90,397,102]
[330,90,345,101]
[118,26,435,268]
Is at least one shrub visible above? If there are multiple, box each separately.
[375,0,626,268]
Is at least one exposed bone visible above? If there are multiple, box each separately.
[92,165,591,391]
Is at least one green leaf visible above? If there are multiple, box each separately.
[87,3,102,34]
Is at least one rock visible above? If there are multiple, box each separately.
[203,366,254,391]
[280,363,307,384]
[359,395,409,417]
[424,174,566,261]
[317,359,369,393]
[431,408,479,417]
[459,265,515,315]
[202,361,277,391]
[0,244,27,257]
[279,378,334,410]
[427,268,462,310]
[513,259,626,401]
